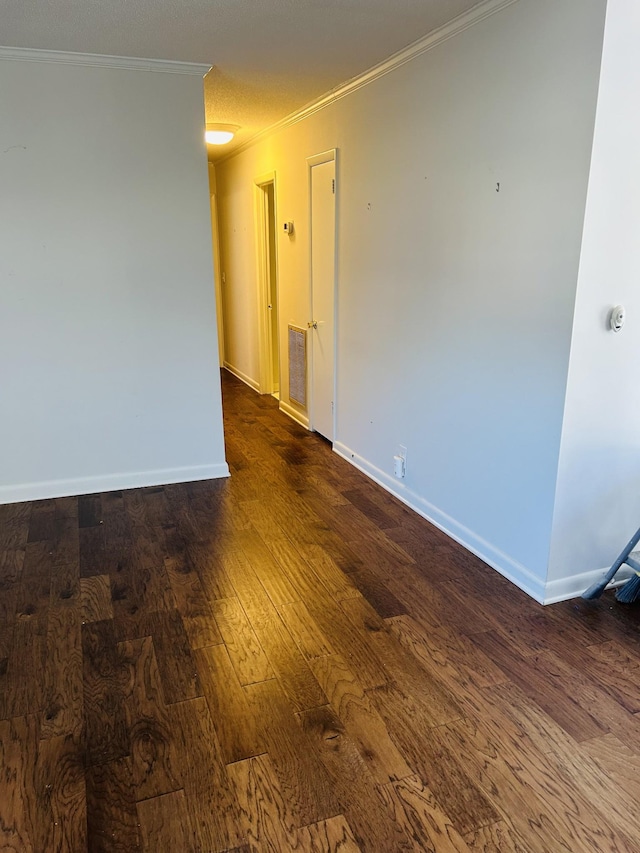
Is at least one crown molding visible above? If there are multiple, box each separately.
[0,46,211,76]
[217,0,520,164]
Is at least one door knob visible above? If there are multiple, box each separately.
[308,320,318,330]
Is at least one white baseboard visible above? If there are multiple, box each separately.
[223,362,260,392]
[0,462,230,506]
[333,441,548,604]
[279,399,310,429]
[543,565,633,605]
[333,441,637,605]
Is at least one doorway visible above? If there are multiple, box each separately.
[254,173,280,396]
[307,150,337,441]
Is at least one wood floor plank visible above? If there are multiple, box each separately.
[49,515,80,605]
[86,757,141,853]
[3,620,46,720]
[30,732,88,853]
[342,604,463,728]
[15,540,52,635]
[223,548,327,711]
[164,557,212,617]
[463,821,528,852]
[387,614,509,695]
[259,533,346,603]
[487,681,640,845]
[79,575,113,624]
[477,681,568,758]
[27,502,55,543]
[0,716,87,853]
[581,733,640,797]
[240,498,292,543]
[168,696,246,852]
[345,569,407,618]
[299,815,362,852]
[0,546,27,589]
[0,658,7,721]
[259,562,387,693]
[41,514,83,738]
[469,630,616,742]
[369,683,499,837]
[265,490,364,576]
[0,715,38,851]
[78,494,102,529]
[379,774,472,853]
[137,790,194,853]
[41,605,83,739]
[82,619,129,765]
[0,579,19,660]
[442,716,636,852]
[0,501,31,584]
[164,554,223,648]
[189,541,237,601]
[79,524,108,579]
[119,636,181,800]
[212,596,274,685]
[235,527,300,606]
[138,609,202,704]
[298,703,417,852]
[194,643,264,764]
[245,679,341,827]
[342,488,399,530]
[141,486,172,529]
[226,754,300,852]
[305,594,391,691]
[277,599,334,660]
[101,491,132,575]
[303,542,364,600]
[298,493,415,572]
[583,639,640,714]
[182,612,223,651]
[440,570,613,657]
[310,654,412,785]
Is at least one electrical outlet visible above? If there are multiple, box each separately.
[394,445,407,479]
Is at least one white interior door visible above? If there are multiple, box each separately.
[309,155,336,441]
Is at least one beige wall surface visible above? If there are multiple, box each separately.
[216,0,607,600]
[0,58,228,502]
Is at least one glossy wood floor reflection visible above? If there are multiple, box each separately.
[2,371,640,852]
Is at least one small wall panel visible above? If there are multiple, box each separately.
[288,325,307,407]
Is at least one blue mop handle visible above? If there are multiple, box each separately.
[582,524,640,599]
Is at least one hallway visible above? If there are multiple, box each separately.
[0,370,639,851]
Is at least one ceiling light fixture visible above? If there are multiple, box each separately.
[205,123,238,145]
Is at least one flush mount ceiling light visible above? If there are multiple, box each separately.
[205,123,238,145]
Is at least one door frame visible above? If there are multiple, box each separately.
[209,192,225,367]
[306,148,338,439]
[253,171,280,395]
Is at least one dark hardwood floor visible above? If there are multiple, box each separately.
[1,370,640,851]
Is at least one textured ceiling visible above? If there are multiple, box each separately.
[3,0,484,159]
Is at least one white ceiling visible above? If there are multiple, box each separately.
[3,0,484,159]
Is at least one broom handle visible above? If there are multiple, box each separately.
[602,525,640,584]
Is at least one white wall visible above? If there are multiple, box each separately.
[0,56,228,503]
[216,0,606,601]
[548,0,640,599]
